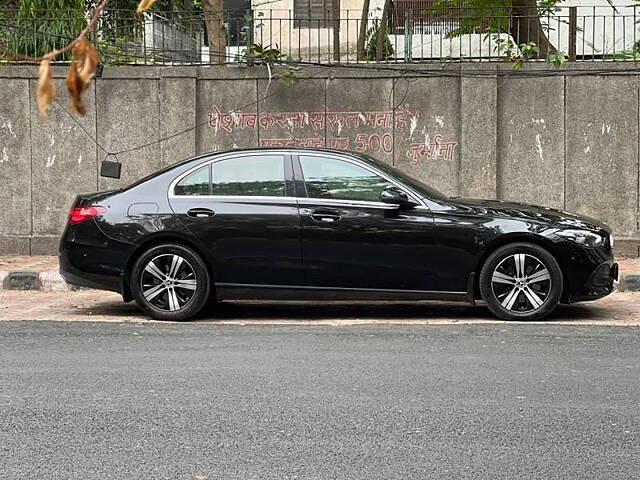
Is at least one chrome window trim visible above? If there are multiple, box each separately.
[169,195,299,204]
[297,197,399,210]
[168,149,427,208]
[170,194,426,211]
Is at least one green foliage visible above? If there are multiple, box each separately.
[545,51,567,67]
[7,0,85,59]
[244,42,285,62]
[426,0,513,38]
[242,45,302,86]
[496,37,539,69]
[423,0,566,39]
[495,37,567,69]
[365,22,393,61]
[603,41,640,61]
[520,42,539,59]
[3,0,190,61]
[86,0,192,47]
[96,37,156,64]
[277,56,302,85]
[86,0,186,12]
[0,10,9,61]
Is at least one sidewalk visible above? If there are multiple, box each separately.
[2,255,640,292]
[1,286,640,325]
[1,255,640,325]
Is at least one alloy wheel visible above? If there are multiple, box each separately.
[140,254,198,311]
[491,253,552,313]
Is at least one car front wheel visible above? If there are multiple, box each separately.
[479,242,563,321]
[131,243,211,321]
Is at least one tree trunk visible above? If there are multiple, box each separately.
[356,0,370,61]
[184,0,193,11]
[203,0,226,64]
[509,0,556,57]
[332,0,340,61]
[375,0,390,61]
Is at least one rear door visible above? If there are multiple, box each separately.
[168,152,302,287]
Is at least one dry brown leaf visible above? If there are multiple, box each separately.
[136,0,158,13]
[76,36,99,85]
[37,58,55,122]
[65,62,85,115]
[65,36,99,115]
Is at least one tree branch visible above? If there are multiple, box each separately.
[0,0,110,62]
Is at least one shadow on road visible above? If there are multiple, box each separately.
[196,301,605,322]
[60,294,609,324]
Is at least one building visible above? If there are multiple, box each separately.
[249,0,640,62]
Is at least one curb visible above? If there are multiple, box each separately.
[618,274,640,292]
[1,270,74,292]
[2,271,640,293]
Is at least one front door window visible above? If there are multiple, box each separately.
[299,155,394,202]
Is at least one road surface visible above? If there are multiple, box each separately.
[1,321,639,479]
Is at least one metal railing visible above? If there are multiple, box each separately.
[1,5,640,65]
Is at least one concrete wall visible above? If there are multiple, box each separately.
[1,63,639,256]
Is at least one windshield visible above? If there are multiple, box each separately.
[355,153,447,200]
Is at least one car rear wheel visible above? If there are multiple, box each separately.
[479,243,562,321]
[131,243,210,321]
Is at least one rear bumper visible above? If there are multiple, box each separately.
[58,220,134,295]
[59,251,123,293]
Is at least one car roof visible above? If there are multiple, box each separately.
[204,147,384,167]
[205,147,363,157]
[123,148,383,191]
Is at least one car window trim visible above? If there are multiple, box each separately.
[296,197,400,210]
[169,195,300,204]
[291,152,425,207]
[168,150,427,208]
[169,152,292,199]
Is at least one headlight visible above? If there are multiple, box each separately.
[556,229,605,248]
[610,234,615,248]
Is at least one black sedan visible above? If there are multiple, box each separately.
[60,148,618,321]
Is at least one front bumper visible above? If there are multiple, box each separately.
[566,260,618,303]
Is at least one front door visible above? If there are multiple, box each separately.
[295,153,443,291]
[169,153,302,286]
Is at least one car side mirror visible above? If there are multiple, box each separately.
[380,186,418,209]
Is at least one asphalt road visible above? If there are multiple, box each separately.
[1,322,639,479]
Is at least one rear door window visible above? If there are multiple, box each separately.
[212,155,285,197]
[174,166,210,196]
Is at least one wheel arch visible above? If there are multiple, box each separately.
[471,233,566,300]
[122,232,214,302]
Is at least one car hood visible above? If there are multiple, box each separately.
[449,198,611,233]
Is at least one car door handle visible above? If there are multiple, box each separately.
[311,210,341,223]
[187,208,215,218]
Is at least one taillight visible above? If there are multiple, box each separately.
[68,206,106,225]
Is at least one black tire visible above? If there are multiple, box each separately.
[130,243,211,321]
[479,242,562,321]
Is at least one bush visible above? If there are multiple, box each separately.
[365,21,393,61]
[7,0,85,60]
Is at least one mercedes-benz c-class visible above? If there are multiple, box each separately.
[60,148,617,321]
